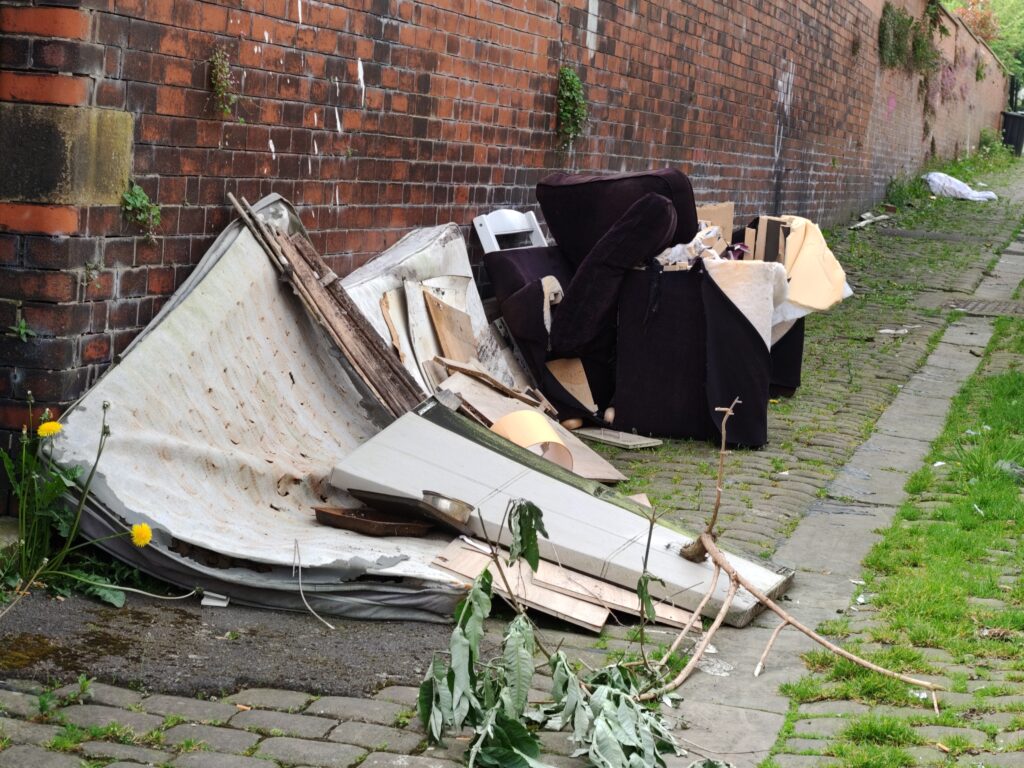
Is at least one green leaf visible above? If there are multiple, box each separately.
[590,714,630,768]
[450,628,477,729]
[636,574,657,622]
[500,615,535,718]
[508,500,547,572]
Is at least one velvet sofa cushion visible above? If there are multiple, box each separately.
[549,192,677,357]
[483,244,574,308]
[536,168,700,267]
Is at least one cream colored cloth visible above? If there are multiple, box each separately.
[779,216,847,311]
[703,259,788,349]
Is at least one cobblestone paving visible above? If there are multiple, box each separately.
[2,170,1024,767]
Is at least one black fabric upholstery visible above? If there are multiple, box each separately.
[549,192,677,357]
[483,245,573,307]
[613,261,770,447]
[536,168,700,268]
[769,317,804,398]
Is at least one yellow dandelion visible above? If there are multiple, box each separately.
[37,421,62,438]
[131,523,153,548]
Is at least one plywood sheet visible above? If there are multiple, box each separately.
[545,358,598,414]
[422,275,471,311]
[439,372,625,483]
[423,291,478,363]
[433,541,609,633]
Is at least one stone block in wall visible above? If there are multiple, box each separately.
[0,103,133,207]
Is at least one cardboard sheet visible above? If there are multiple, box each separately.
[438,372,625,483]
[490,410,573,471]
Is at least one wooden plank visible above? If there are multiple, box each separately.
[263,229,424,417]
[423,290,478,363]
[545,359,598,414]
[436,357,553,415]
[438,372,626,483]
[403,279,443,392]
[432,541,609,633]
[575,428,663,450]
[531,560,693,628]
[379,291,407,363]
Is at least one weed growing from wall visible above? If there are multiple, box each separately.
[209,47,239,119]
[121,182,161,243]
[878,1,945,75]
[556,65,587,148]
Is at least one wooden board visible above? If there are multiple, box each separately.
[531,560,693,629]
[575,428,663,450]
[545,358,598,414]
[379,291,408,363]
[403,279,443,392]
[432,541,609,633]
[436,357,554,415]
[438,372,625,483]
[267,231,424,417]
[423,290,478,363]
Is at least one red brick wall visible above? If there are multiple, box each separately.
[0,0,1008,443]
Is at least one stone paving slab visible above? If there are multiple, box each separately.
[79,740,170,764]
[306,695,405,725]
[328,720,423,753]
[230,708,336,739]
[58,703,164,734]
[255,735,365,767]
[0,744,81,768]
[224,688,313,712]
[171,753,272,768]
[0,716,61,746]
[163,723,260,752]
[140,693,239,723]
[53,681,142,709]
[0,689,40,718]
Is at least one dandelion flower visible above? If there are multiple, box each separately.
[37,421,62,438]
[131,523,152,548]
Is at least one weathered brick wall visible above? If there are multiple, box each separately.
[0,0,1008,450]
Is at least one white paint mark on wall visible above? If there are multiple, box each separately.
[313,112,317,126]
[357,58,365,107]
[774,59,795,162]
[313,139,319,155]
[297,0,302,25]
[335,106,342,133]
[264,31,269,43]
[307,156,312,174]
[269,139,276,160]
[586,0,599,56]
[335,185,341,207]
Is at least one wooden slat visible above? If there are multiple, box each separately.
[531,560,693,628]
[432,541,609,633]
[267,230,425,417]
